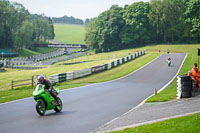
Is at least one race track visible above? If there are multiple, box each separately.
[0,53,186,133]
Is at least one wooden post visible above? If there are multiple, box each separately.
[32,76,34,86]
[11,80,13,89]
[154,88,157,95]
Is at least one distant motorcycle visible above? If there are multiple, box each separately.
[167,57,171,67]
[33,84,63,116]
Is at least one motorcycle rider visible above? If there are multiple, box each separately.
[37,75,58,100]
[167,57,171,61]
[167,49,170,54]
[167,57,171,66]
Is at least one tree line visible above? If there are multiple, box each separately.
[85,0,200,53]
[52,15,84,24]
[0,0,55,51]
[52,15,96,24]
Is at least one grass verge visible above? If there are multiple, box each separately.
[108,113,200,133]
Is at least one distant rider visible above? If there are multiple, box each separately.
[167,49,170,54]
[37,75,57,100]
[167,57,171,66]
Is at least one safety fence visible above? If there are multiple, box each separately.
[11,75,47,89]
[49,50,146,84]
[11,76,34,89]
[3,49,65,66]
[6,66,47,70]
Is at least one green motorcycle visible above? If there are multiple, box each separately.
[33,84,63,116]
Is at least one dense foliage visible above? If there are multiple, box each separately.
[85,0,200,53]
[0,0,55,51]
[52,15,84,24]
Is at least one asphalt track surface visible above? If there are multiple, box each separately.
[0,53,186,133]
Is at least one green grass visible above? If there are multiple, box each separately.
[54,24,85,44]
[109,113,200,133]
[17,47,56,57]
[35,47,56,54]
[18,48,39,56]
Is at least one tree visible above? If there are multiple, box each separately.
[149,0,168,43]
[0,1,30,49]
[121,2,152,45]
[32,15,53,42]
[0,0,55,50]
[85,5,124,52]
[14,21,34,51]
[48,17,55,39]
[85,18,90,24]
[85,21,99,50]
[164,0,185,42]
[52,15,84,24]
[84,18,96,24]
[185,0,200,39]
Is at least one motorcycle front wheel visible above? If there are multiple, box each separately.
[36,100,46,116]
[54,97,62,112]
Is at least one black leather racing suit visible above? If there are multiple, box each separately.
[42,79,57,100]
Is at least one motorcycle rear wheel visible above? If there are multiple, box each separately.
[36,100,46,116]
[54,97,62,112]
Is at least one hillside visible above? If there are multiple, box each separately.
[54,24,85,44]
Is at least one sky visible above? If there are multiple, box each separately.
[12,0,149,20]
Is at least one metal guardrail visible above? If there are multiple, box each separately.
[49,50,146,84]
[6,66,47,69]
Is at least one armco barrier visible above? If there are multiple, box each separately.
[66,72,74,80]
[49,50,146,84]
[128,55,131,61]
[138,51,141,56]
[58,73,67,82]
[117,59,120,66]
[114,60,118,67]
[124,57,127,62]
[92,65,105,73]
[111,61,115,68]
[132,54,135,59]
[73,68,92,79]
[104,64,108,70]
[49,74,59,84]
[135,53,137,57]
[108,63,112,69]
